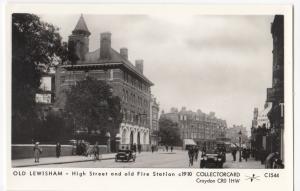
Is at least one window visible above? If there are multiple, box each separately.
[109,69,114,80]
[60,76,66,84]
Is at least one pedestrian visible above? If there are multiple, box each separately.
[132,143,137,152]
[81,141,87,156]
[194,146,199,161]
[171,146,173,152]
[72,143,76,155]
[232,147,237,161]
[86,142,93,157]
[166,145,169,152]
[138,144,142,154]
[188,147,194,166]
[33,142,42,163]
[201,146,206,156]
[93,142,100,161]
[56,142,61,158]
[260,148,267,165]
[151,145,155,153]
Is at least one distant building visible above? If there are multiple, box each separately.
[55,15,154,151]
[149,96,159,146]
[161,107,227,148]
[226,125,248,145]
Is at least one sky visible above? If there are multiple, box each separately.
[39,14,274,133]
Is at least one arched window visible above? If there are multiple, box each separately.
[144,132,147,144]
[122,129,127,144]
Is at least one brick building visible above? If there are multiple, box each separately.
[55,15,154,150]
[161,107,227,148]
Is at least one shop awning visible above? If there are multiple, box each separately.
[257,102,272,128]
[183,139,197,145]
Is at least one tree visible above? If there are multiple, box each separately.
[158,117,182,146]
[12,13,67,143]
[65,77,122,141]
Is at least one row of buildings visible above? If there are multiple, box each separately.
[250,15,284,161]
[161,107,228,149]
[36,15,160,151]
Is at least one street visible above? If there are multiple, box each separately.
[38,151,264,168]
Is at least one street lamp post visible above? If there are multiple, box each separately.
[105,132,111,153]
[238,130,242,162]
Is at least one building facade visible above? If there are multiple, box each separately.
[161,107,227,148]
[149,96,159,146]
[55,15,154,150]
[250,15,284,162]
[267,15,284,159]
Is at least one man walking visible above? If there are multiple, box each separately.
[194,146,199,161]
[33,142,42,163]
[93,142,100,161]
[232,147,237,161]
[138,144,142,154]
[188,147,194,167]
[56,142,61,158]
[151,145,155,153]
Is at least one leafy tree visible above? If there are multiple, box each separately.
[158,117,182,146]
[12,13,67,143]
[65,77,122,140]
[38,111,72,143]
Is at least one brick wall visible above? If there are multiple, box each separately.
[12,144,108,159]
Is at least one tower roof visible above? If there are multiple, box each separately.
[72,14,91,36]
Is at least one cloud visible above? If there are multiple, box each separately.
[184,16,273,52]
[38,14,274,130]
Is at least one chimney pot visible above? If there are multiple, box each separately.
[135,59,144,74]
[120,48,128,60]
[100,32,112,60]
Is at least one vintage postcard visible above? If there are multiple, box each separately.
[5,4,293,191]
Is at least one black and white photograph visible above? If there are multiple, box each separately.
[11,12,286,170]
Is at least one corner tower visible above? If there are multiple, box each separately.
[68,14,91,62]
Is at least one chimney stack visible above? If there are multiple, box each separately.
[135,59,144,74]
[120,48,128,60]
[100,32,111,60]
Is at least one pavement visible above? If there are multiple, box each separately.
[12,150,265,169]
[12,153,116,168]
[223,153,265,169]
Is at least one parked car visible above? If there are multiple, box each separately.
[115,149,136,162]
[200,149,224,168]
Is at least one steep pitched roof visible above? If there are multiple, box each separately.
[81,48,153,86]
[73,14,91,36]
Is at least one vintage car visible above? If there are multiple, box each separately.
[115,149,136,162]
[200,149,224,168]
